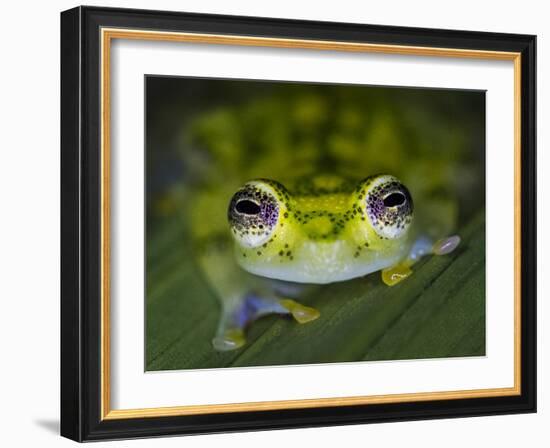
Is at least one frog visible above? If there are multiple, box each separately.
[161,84,472,352]
[195,172,459,351]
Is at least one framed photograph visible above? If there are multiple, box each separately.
[60,6,536,441]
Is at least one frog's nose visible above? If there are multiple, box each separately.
[303,216,334,240]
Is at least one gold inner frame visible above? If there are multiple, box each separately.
[100,27,522,420]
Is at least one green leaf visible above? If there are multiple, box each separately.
[146,210,485,371]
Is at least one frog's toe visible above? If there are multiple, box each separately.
[212,328,246,351]
[381,263,413,286]
[279,299,320,324]
[433,235,461,255]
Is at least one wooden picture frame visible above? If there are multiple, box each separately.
[61,5,536,441]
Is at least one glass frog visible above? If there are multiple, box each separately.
[198,173,459,351]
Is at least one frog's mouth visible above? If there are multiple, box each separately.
[236,241,404,285]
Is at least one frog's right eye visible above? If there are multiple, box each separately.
[228,181,281,248]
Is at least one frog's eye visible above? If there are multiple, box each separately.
[228,180,282,248]
[360,175,414,239]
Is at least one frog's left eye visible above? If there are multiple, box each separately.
[228,180,282,248]
[359,175,414,240]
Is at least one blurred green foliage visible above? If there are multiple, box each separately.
[145,77,485,371]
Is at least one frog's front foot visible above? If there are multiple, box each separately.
[382,263,413,286]
[212,293,320,351]
[381,234,461,287]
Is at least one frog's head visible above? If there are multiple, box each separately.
[228,175,414,284]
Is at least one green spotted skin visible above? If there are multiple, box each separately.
[228,174,415,284]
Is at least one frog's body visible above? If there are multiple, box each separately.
[231,174,413,284]
[194,172,459,351]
